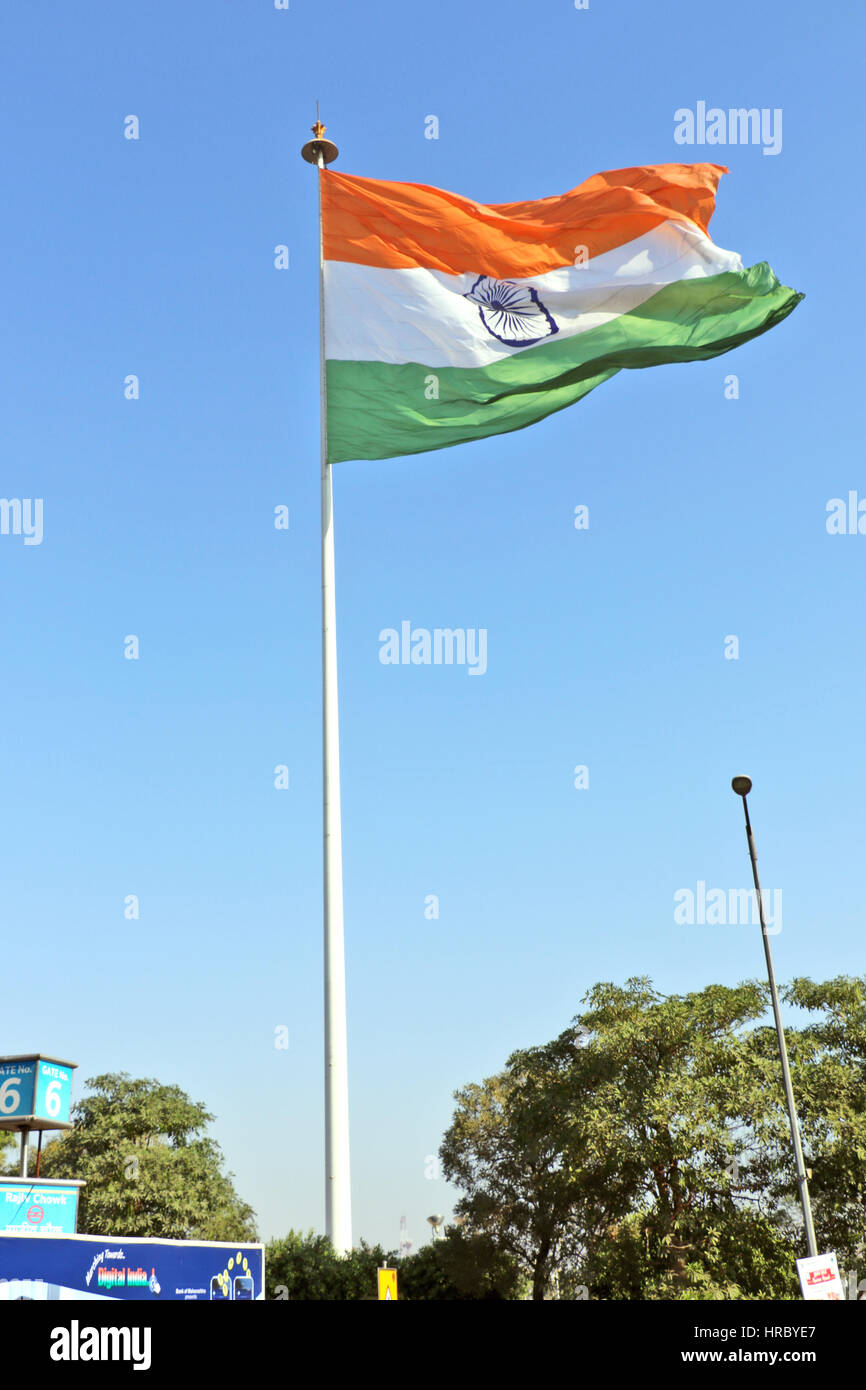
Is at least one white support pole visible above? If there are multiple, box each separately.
[317,150,352,1254]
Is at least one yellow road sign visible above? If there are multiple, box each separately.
[377,1267,398,1301]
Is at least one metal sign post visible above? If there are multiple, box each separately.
[0,1054,78,1218]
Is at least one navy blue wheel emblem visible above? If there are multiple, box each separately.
[463,275,558,347]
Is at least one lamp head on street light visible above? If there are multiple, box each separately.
[731,775,752,797]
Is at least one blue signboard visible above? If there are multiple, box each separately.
[0,1234,265,1301]
[33,1061,74,1127]
[0,1181,81,1236]
[0,1056,75,1129]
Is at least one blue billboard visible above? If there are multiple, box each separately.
[0,1234,264,1301]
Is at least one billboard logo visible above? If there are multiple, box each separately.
[96,1264,155,1292]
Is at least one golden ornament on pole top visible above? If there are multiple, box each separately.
[301,108,338,165]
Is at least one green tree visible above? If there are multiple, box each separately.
[396,1241,462,1300]
[265,1231,342,1299]
[265,1231,392,1299]
[401,1228,521,1300]
[265,1228,520,1300]
[441,976,866,1300]
[440,1064,612,1299]
[35,1072,256,1242]
[750,975,866,1286]
[339,1239,393,1300]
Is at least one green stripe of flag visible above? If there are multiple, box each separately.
[326,263,802,463]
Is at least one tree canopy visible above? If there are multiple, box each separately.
[31,1072,256,1243]
[264,1227,519,1300]
[440,976,866,1299]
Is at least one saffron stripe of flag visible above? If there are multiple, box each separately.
[321,164,802,463]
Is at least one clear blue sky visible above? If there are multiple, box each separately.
[2,0,864,1251]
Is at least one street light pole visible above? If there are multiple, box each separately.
[731,775,818,1258]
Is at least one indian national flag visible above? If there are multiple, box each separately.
[322,163,801,463]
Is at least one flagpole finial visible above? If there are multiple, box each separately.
[302,106,339,165]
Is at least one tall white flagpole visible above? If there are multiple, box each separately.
[302,114,352,1254]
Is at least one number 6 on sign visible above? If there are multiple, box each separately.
[45,1081,62,1117]
[0,1079,21,1114]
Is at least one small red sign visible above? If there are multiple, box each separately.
[26,1205,43,1225]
